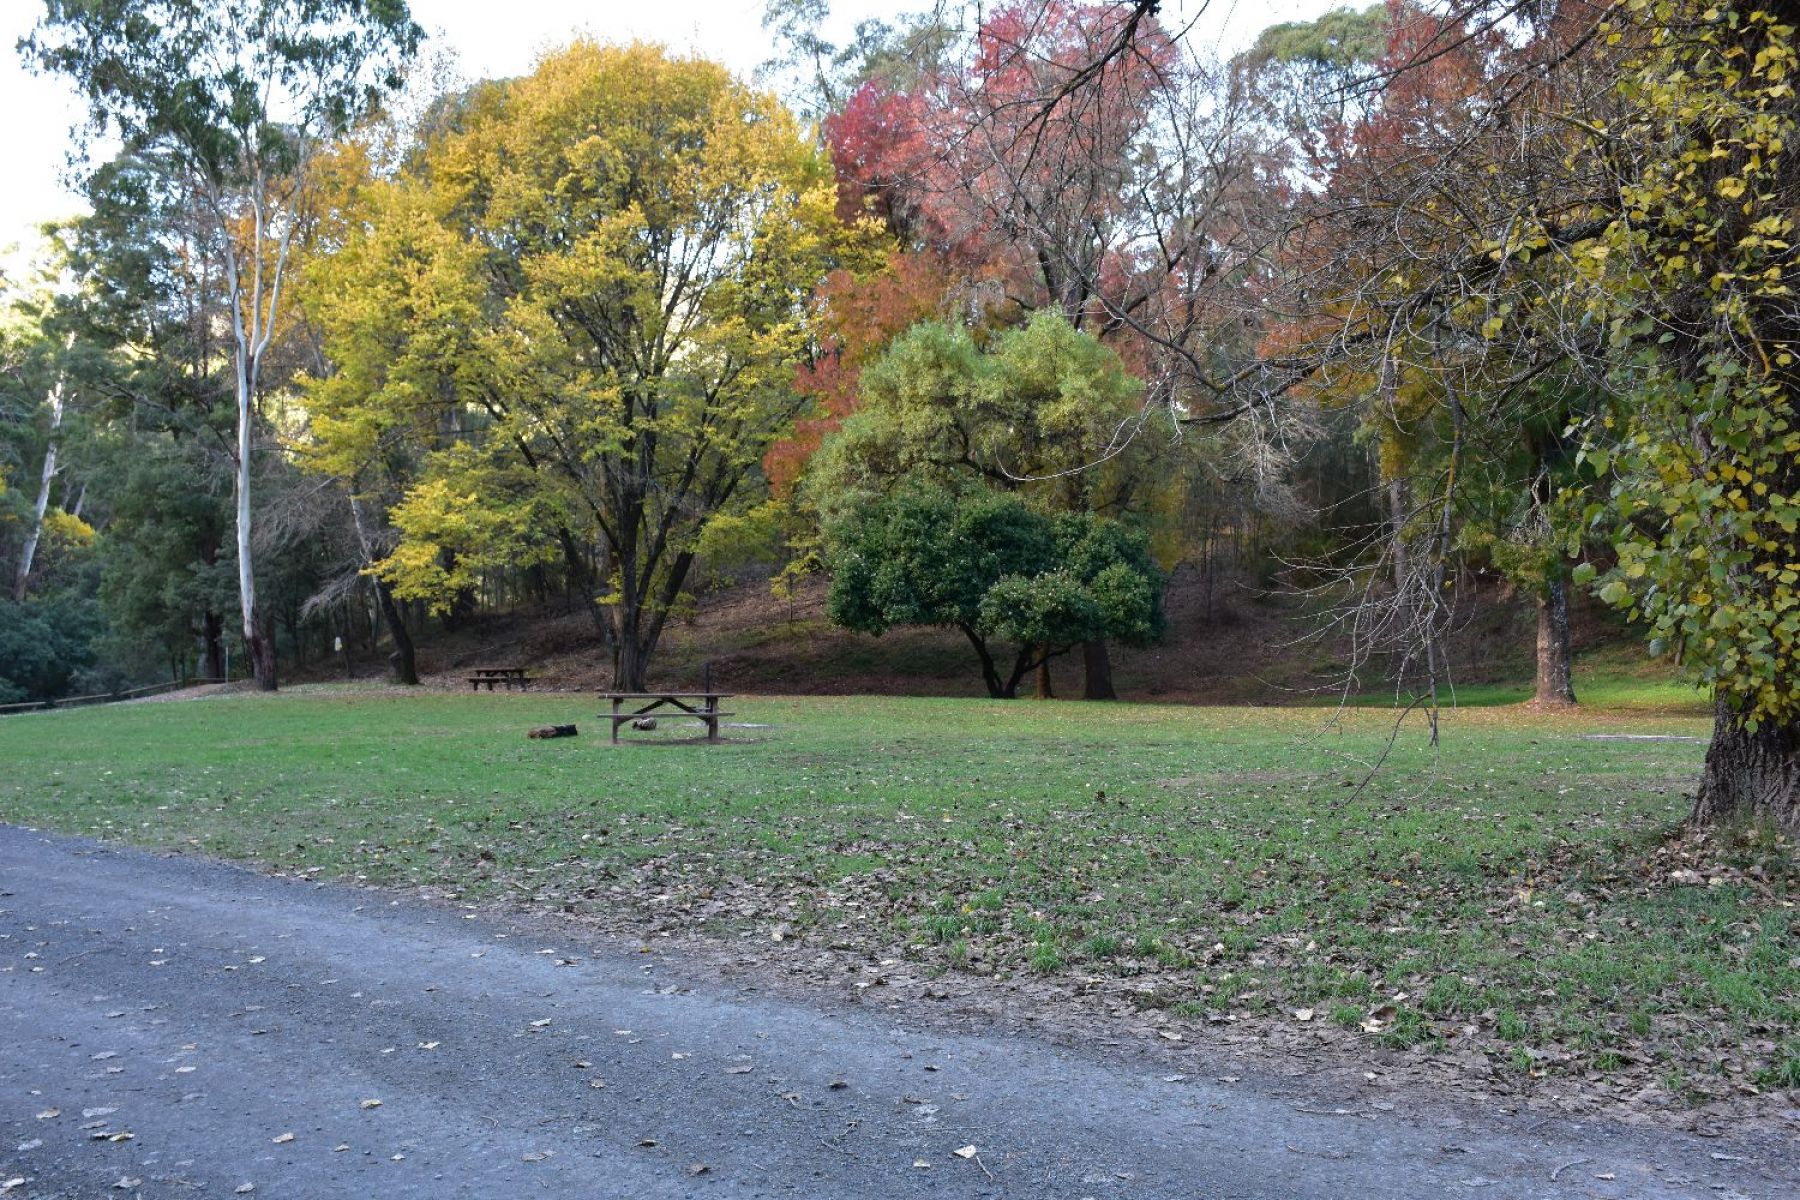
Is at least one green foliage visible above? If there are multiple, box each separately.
[0,595,99,703]
[808,310,1152,523]
[1573,1,1800,729]
[23,1,421,187]
[826,488,1050,638]
[825,488,1163,696]
[308,41,884,685]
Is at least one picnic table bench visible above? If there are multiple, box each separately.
[467,666,530,691]
[602,692,733,743]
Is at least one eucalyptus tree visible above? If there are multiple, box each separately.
[22,0,421,689]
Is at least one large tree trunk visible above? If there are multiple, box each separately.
[374,577,419,685]
[1533,574,1576,707]
[1082,638,1117,700]
[1035,651,1054,699]
[234,395,276,692]
[1692,700,1800,836]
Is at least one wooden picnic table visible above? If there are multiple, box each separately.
[468,666,530,691]
[601,692,733,743]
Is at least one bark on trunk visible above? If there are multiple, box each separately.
[201,610,225,681]
[960,624,1008,698]
[1082,638,1117,701]
[1533,574,1576,707]
[247,621,278,692]
[374,577,419,685]
[1388,477,1410,595]
[1692,700,1800,836]
[1035,652,1054,699]
[14,371,67,601]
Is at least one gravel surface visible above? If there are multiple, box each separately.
[0,825,1791,1199]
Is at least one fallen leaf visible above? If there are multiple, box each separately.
[359,1099,382,1110]
[235,1185,254,1195]
[83,1107,117,1119]
[1294,1008,1315,1022]
[1595,1173,1616,1181]
[175,1066,196,1074]
[36,1109,60,1120]
[113,1178,141,1190]
[272,1132,295,1144]
[725,1063,754,1075]
[954,1145,978,1159]
[417,1042,439,1051]
[521,1151,550,1162]
[637,1138,658,1148]
[106,1132,135,1143]
[529,1019,552,1028]
[828,1079,847,1090]
[687,1164,709,1176]
[0,1181,22,1194]
[1157,1030,1183,1042]
[913,1160,932,1169]
[333,1144,350,1153]
[15,1140,41,1153]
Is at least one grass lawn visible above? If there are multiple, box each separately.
[1,685,1794,1101]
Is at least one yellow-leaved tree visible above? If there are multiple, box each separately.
[305,41,884,688]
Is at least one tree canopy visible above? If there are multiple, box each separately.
[306,41,885,689]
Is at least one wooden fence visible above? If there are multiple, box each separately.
[0,678,227,717]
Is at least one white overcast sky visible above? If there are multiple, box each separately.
[0,0,1346,275]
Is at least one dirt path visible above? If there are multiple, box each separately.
[0,826,1788,1199]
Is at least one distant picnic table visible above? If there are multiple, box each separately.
[467,666,530,691]
[602,692,733,743]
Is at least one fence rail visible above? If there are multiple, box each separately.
[0,678,227,716]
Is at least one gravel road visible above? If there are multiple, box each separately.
[1,825,1791,1199]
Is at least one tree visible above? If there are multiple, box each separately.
[1232,0,1800,825]
[23,0,421,690]
[817,1,1280,696]
[314,42,883,690]
[1566,0,1800,828]
[809,309,1172,696]
[825,486,1163,697]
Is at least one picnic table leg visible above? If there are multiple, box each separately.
[706,697,719,743]
[610,697,620,744]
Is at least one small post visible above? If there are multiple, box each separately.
[703,659,712,695]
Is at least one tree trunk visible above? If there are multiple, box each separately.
[1692,700,1800,836]
[959,624,1008,698]
[1388,476,1411,594]
[374,576,419,685]
[1035,651,1054,699]
[246,621,278,692]
[612,627,649,692]
[14,371,67,601]
[201,610,225,680]
[1532,574,1576,706]
[1082,639,1117,700]
[231,336,276,691]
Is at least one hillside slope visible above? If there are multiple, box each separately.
[350,566,1673,706]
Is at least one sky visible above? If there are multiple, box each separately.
[0,0,1347,278]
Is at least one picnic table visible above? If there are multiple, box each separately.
[601,692,733,743]
[467,666,530,691]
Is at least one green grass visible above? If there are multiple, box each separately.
[0,685,1793,1097]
